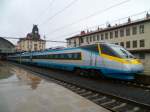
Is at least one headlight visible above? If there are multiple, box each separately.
[125,59,141,64]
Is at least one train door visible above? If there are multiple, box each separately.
[90,52,97,66]
[89,44,99,67]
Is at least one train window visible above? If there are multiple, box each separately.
[55,54,59,59]
[74,53,78,59]
[83,44,99,53]
[47,55,51,59]
[68,54,72,59]
[75,53,81,60]
[64,54,68,59]
[31,52,81,60]
[50,54,54,59]
[60,54,64,59]
[40,55,44,59]
[100,44,120,57]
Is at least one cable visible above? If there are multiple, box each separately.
[2,9,149,44]
[40,0,78,26]
[47,9,150,40]
[34,0,55,24]
[45,0,130,35]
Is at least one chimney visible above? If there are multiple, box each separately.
[80,31,85,35]
[87,29,89,33]
[128,17,131,23]
[146,12,150,19]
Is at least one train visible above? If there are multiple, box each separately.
[8,42,144,80]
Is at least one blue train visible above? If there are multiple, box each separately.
[8,42,144,80]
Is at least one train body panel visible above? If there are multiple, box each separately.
[8,42,144,80]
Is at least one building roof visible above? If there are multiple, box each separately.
[66,17,150,40]
[18,25,45,43]
[0,37,15,53]
[0,37,15,47]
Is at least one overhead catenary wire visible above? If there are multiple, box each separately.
[45,0,131,36]
[47,9,150,41]
[2,9,149,44]
[2,8,149,42]
[40,0,78,26]
[34,0,55,24]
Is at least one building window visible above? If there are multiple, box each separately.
[90,36,92,42]
[115,30,118,38]
[139,25,144,34]
[139,53,145,59]
[132,26,137,35]
[126,27,130,36]
[74,40,76,47]
[97,34,100,41]
[68,40,71,45]
[93,35,96,41]
[120,29,124,37]
[86,37,89,43]
[126,41,130,48]
[105,33,108,39]
[140,39,145,47]
[38,52,82,60]
[80,38,83,43]
[120,42,124,47]
[34,44,37,51]
[101,34,104,40]
[110,32,113,39]
[133,40,137,48]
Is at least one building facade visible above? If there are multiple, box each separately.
[0,37,15,60]
[17,25,46,52]
[66,14,150,73]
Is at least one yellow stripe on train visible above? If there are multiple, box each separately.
[101,54,141,64]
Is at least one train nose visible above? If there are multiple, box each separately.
[123,59,144,73]
[131,64,144,73]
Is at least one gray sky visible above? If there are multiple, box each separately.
[0,0,150,48]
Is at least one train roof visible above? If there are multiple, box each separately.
[9,42,117,57]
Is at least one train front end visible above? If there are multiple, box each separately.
[98,43,144,80]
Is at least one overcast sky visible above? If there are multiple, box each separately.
[0,0,150,48]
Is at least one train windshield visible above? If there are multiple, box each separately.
[110,45,135,58]
[82,44,99,54]
[100,44,135,59]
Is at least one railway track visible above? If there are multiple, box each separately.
[103,79,150,92]
[9,62,150,112]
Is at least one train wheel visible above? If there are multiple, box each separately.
[74,68,81,75]
[89,69,101,78]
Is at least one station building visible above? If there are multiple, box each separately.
[17,25,46,52]
[66,14,150,72]
[0,37,15,59]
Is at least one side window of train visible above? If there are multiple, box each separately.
[48,54,52,59]
[68,54,72,59]
[100,44,119,57]
[83,44,99,53]
[33,52,81,60]
[74,53,81,60]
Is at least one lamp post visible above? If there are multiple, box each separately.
[29,44,32,62]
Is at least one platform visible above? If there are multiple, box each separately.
[0,61,110,112]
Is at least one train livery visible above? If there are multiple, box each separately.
[8,42,144,80]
